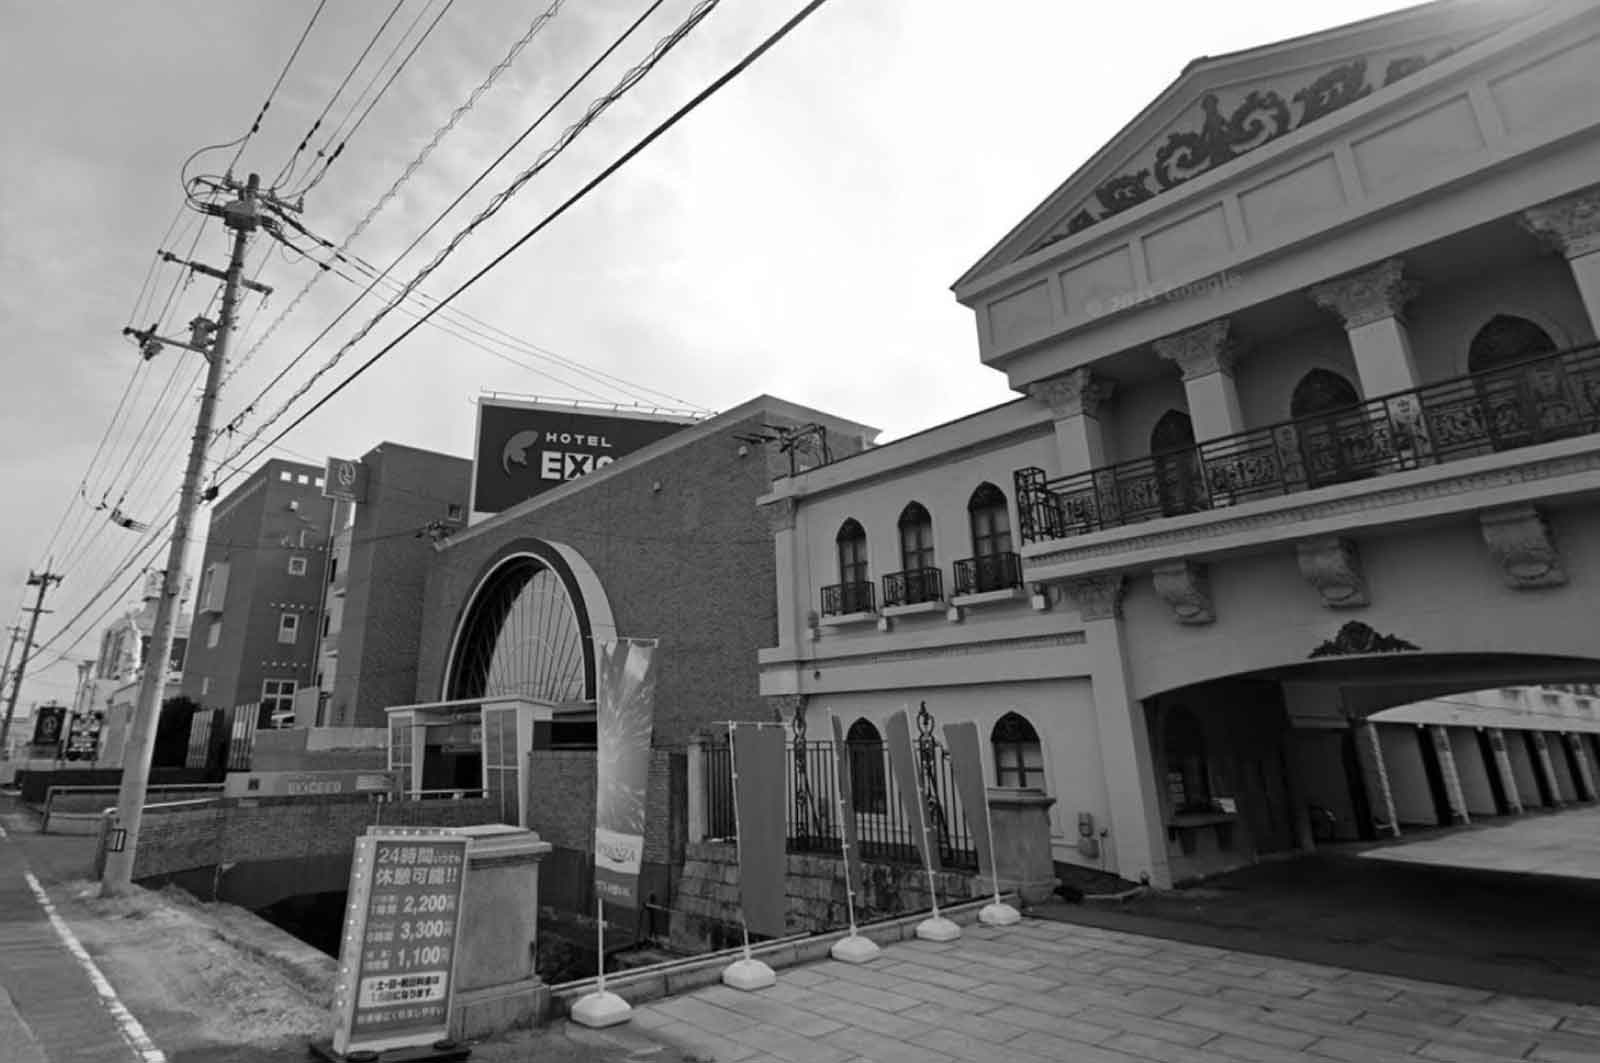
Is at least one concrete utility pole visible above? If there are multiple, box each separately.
[1,574,62,758]
[102,174,265,894]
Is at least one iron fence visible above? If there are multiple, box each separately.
[820,581,875,616]
[1016,341,1600,544]
[703,704,977,870]
[882,567,943,607]
[953,552,1022,596]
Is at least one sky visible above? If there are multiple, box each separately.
[0,0,1424,709]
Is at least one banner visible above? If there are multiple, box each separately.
[731,723,787,939]
[828,714,866,894]
[593,638,658,909]
[942,721,998,885]
[885,710,940,872]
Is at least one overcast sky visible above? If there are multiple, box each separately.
[1,0,1421,707]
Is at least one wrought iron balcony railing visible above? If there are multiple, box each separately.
[883,567,943,607]
[1016,342,1600,545]
[953,552,1023,595]
[821,580,875,616]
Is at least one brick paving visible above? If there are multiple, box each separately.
[610,919,1600,1063]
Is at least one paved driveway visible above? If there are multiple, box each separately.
[1362,806,1600,879]
[577,919,1600,1063]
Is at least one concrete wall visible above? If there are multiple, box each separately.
[1378,724,1437,827]
[1447,728,1498,817]
[1289,728,1362,839]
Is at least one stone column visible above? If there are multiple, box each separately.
[1521,187,1600,334]
[764,498,804,649]
[1533,732,1566,807]
[1359,720,1401,837]
[1060,574,1171,887]
[986,788,1061,903]
[1310,259,1421,397]
[1153,319,1245,441]
[1026,368,1115,475]
[1488,729,1524,815]
[1567,734,1598,802]
[1428,725,1470,825]
[448,824,554,1038]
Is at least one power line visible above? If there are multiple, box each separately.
[216,0,833,484]
[228,0,331,174]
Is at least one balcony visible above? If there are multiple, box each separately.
[953,552,1023,596]
[821,581,875,617]
[883,567,943,608]
[1016,343,1600,545]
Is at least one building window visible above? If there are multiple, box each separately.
[845,719,888,815]
[321,613,331,638]
[262,678,296,723]
[968,483,1012,558]
[296,474,310,485]
[830,519,871,613]
[279,470,292,482]
[447,503,463,520]
[288,555,308,576]
[991,712,1044,788]
[207,621,221,649]
[328,557,338,583]
[1150,410,1202,517]
[897,502,934,572]
[278,612,300,644]
[314,477,325,488]
[1163,705,1214,813]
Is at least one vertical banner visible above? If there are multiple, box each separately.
[885,710,940,872]
[593,638,658,910]
[731,723,787,938]
[828,714,866,894]
[942,721,998,885]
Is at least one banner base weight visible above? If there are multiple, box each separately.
[721,958,777,991]
[915,915,961,942]
[979,902,1022,926]
[829,933,881,964]
[570,990,632,1028]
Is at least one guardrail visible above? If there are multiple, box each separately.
[41,783,224,833]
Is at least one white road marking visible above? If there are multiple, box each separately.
[0,821,9,839]
[22,872,166,1063]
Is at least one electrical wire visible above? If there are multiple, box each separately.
[228,0,331,174]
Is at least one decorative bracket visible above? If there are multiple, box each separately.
[1151,561,1214,625]
[1479,506,1566,589]
[1061,574,1127,621]
[1296,537,1368,609]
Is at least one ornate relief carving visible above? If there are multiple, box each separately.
[763,497,798,534]
[1153,319,1237,380]
[1296,536,1369,608]
[1151,561,1214,625]
[1383,41,1471,87]
[1061,574,1126,621]
[1153,92,1292,191]
[1479,506,1566,589]
[1520,189,1600,260]
[1309,259,1418,329]
[1309,620,1420,658]
[1095,171,1155,215]
[1294,60,1371,128]
[1026,368,1115,420]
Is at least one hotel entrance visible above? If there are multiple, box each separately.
[385,696,562,828]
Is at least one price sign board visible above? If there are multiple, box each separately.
[331,829,470,1055]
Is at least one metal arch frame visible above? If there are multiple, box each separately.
[440,537,618,703]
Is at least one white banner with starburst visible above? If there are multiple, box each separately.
[593,637,658,909]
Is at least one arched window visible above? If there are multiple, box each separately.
[1467,315,1570,451]
[1163,706,1214,813]
[845,718,888,814]
[1149,410,1203,517]
[964,483,1018,594]
[1290,369,1367,488]
[893,503,938,604]
[834,519,870,613]
[991,712,1045,789]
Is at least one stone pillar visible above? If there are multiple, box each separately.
[1428,725,1470,825]
[1521,187,1600,334]
[986,787,1060,903]
[1153,319,1245,441]
[764,498,804,649]
[686,733,707,843]
[1567,734,1598,802]
[1026,368,1115,475]
[1310,259,1421,397]
[1488,729,1524,815]
[1359,720,1401,837]
[447,824,553,1039]
[1060,574,1171,887]
[1533,732,1566,807]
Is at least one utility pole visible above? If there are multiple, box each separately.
[1,574,62,759]
[103,173,267,894]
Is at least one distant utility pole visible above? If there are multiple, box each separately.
[1,573,63,759]
[103,173,271,894]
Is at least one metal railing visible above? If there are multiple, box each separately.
[1016,342,1600,544]
[703,704,977,870]
[820,581,875,617]
[882,567,943,607]
[953,552,1022,596]
[41,783,224,832]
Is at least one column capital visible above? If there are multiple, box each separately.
[1520,187,1600,259]
[1153,319,1238,380]
[1310,259,1418,329]
[1025,368,1116,420]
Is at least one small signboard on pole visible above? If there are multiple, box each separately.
[327,829,471,1059]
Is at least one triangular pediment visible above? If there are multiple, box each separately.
[957,0,1549,290]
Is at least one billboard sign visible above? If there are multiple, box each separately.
[471,397,694,516]
[331,830,470,1056]
[31,704,66,749]
[323,457,369,503]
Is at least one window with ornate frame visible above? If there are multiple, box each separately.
[992,712,1044,788]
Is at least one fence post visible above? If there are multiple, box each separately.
[687,733,706,844]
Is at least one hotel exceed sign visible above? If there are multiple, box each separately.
[470,397,694,516]
[330,829,470,1056]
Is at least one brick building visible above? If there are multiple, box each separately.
[181,459,335,723]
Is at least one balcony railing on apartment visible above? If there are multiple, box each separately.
[703,706,977,870]
[821,580,875,616]
[953,551,1023,596]
[883,567,943,607]
[1016,342,1600,545]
